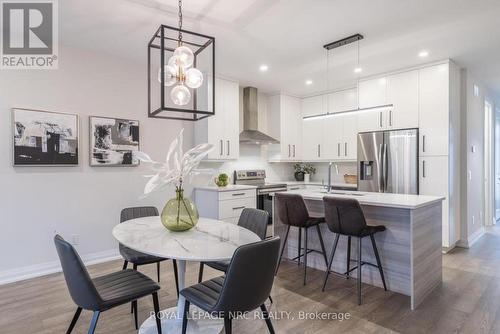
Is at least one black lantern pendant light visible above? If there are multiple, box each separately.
[148,0,215,121]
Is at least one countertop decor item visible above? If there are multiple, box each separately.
[214,173,229,187]
[293,163,316,181]
[147,0,215,121]
[344,174,357,184]
[135,129,213,231]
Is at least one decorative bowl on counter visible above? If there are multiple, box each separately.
[344,174,357,184]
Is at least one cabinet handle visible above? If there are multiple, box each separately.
[289,187,300,190]
[227,140,230,156]
[422,135,426,153]
[317,144,321,157]
[288,144,291,157]
[422,160,426,178]
[379,112,383,128]
[345,142,347,156]
[389,110,393,126]
[293,145,296,157]
[337,143,340,157]
[220,140,223,156]
[232,206,246,210]
[232,192,246,196]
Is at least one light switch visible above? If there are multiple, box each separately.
[468,170,472,180]
[471,145,476,153]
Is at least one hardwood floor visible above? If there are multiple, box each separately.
[2,228,500,334]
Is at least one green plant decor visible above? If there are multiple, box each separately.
[161,185,199,232]
[214,173,229,187]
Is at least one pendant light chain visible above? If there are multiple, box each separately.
[178,0,183,45]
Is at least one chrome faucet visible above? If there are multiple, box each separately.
[326,162,339,193]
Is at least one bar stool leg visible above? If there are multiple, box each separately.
[346,236,351,279]
[303,227,308,285]
[276,225,291,274]
[322,233,339,292]
[357,237,362,305]
[316,224,328,267]
[370,234,387,291]
[297,227,302,266]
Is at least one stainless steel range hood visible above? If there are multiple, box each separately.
[239,87,279,144]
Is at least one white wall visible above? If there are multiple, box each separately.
[0,46,196,283]
[460,69,499,246]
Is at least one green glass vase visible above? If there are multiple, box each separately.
[161,188,199,232]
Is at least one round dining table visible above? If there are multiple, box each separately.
[112,216,261,334]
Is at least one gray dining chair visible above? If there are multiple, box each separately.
[181,237,281,334]
[197,208,269,283]
[54,235,162,334]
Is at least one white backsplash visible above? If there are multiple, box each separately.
[196,144,357,186]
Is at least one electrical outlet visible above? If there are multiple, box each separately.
[71,234,80,245]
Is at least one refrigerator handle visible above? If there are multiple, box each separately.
[378,144,384,192]
[383,143,388,192]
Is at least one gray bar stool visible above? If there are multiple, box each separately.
[275,192,328,285]
[322,196,387,305]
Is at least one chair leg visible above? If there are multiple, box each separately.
[268,295,274,304]
[370,234,387,291]
[224,316,232,334]
[297,227,302,266]
[122,260,128,270]
[130,263,139,313]
[198,262,204,283]
[182,300,190,334]
[87,311,100,334]
[316,224,329,267]
[346,236,351,279]
[357,237,362,305]
[132,300,138,330]
[157,262,161,283]
[322,233,339,292]
[303,227,308,285]
[152,292,162,334]
[66,307,82,334]
[260,304,275,334]
[173,259,180,297]
[276,225,290,274]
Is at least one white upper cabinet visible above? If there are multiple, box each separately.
[322,113,357,161]
[267,94,302,161]
[419,64,450,156]
[358,77,388,109]
[386,70,419,129]
[195,77,240,160]
[301,95,325,117]
[302,117,324,161]
[327,88,358,113]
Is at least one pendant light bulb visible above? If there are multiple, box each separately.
[157,65,178,87]
[173,45,194,68]
[185,68,204,88]
[171,84,191,106]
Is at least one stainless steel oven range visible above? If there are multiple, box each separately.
[233,170,287,225]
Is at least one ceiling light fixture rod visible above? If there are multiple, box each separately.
[323,33,364,50]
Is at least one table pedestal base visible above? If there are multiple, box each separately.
[139,306,224,334]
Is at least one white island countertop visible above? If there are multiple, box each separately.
[276,188,444,209]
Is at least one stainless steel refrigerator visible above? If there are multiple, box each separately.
[357,128,418,194]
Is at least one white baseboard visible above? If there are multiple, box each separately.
[0,249,120,286]
[456,227,485,248]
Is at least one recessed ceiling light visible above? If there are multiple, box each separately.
[305,79,313,85]
[259,64,269,72]
[418,50,429,58]
[354,67,363,73]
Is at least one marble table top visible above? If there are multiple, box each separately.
[112,216,261,262]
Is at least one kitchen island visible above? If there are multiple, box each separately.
[273,189,444,310]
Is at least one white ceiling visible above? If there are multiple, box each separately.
[61,0,500,98]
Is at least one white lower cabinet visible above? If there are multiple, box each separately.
[194,187,257,224]
[419,156,450,246]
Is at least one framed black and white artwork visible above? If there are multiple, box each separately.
[89,116,140,166]
[12,108,79,166]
